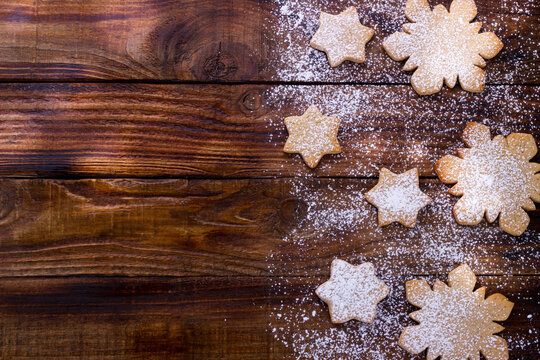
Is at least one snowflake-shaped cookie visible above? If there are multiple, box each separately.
[435,122,540,236]
[316,259,389,323]
[283,105,341,168]
[399,264,514,360]
[310,6,374,67]
[365,168,431,227]
[383,0,503,95]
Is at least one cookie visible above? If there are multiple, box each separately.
[283,104,341,168]
[399,264,514,360]
[310,6,374,67]
[435,122,540,236]
[365,168,431,227]
[383,0,504,95]
[316,259,389,324]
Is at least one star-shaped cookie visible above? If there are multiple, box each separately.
[316,259,389,324]
[283,105,341,168]
[310,6,375,67]
[365,168,432,227]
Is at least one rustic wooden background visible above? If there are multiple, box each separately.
[0,0,538,359]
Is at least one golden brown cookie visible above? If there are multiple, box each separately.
[399,264,514,360]
[316,259,389,324]
[365,168,431,227]
[435,122,540,236]
[310,6,375,67]
[283,105,341,168]
[383,0,504,95]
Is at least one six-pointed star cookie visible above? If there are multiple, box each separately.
[316,259,389,324]
[365,168,432,227]
[283,105,341,168]
[310,6,375,67]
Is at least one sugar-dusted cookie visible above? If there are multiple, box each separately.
[435,122,540,236]
[383,0,504,95]
[365,168,431,227]
[310,6,374,67]
[316,259,389,324]
[399,264,514,360]
[283,105,341,168]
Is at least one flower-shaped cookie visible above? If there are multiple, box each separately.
[310,6,374,67]
[383,0,504,95]
[316,259,389,324]
[399,264,514,360]
[435,122,540,236]
[283,105,341,168]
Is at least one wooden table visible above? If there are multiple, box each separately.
[0,0,538,359]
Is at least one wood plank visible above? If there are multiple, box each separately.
[0,275,537,359]
[0,0,537,83]
[0,83,537,178]
[0,178,537,277]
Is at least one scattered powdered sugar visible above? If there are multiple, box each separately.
[508,299,540,353]
[263,2,538,357]
[266,0,403,82]
[268,179,539,276]
[264,84,538,177]
[266,178,539,358]
[265,0,538,83]
[269,274,409,360]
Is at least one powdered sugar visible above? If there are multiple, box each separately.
[365,168,431,226]
[264,84,538,177]
[266,0,538,83]
[267,178,538,358]
[316,260,389,323]
[399,265,514,359]
[383,0,504,95]
[269,274,408,360]
[310,7,374,67]
[435,122,540,235]
[264,1,538,358]
[266,0,403,82]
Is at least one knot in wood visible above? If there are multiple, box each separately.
[279,198,308,227]
[241,90,262,112]
[203,51,238,80]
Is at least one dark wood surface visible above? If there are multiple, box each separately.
[0,84,537,178]
[0,178,538,277]
[0,0,538,359]
[0,276,538,359]
[0,0,537,83]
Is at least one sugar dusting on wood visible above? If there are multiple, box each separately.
[264,84,538,177]
[264,1,539,355]
[266,0,538,83]
[266,178,539,358]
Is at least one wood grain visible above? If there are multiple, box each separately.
[0,178,537,277]
[0,1,538,358]
[0,83,537,178]
[0,0,537,83]
[0,275,537,359]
